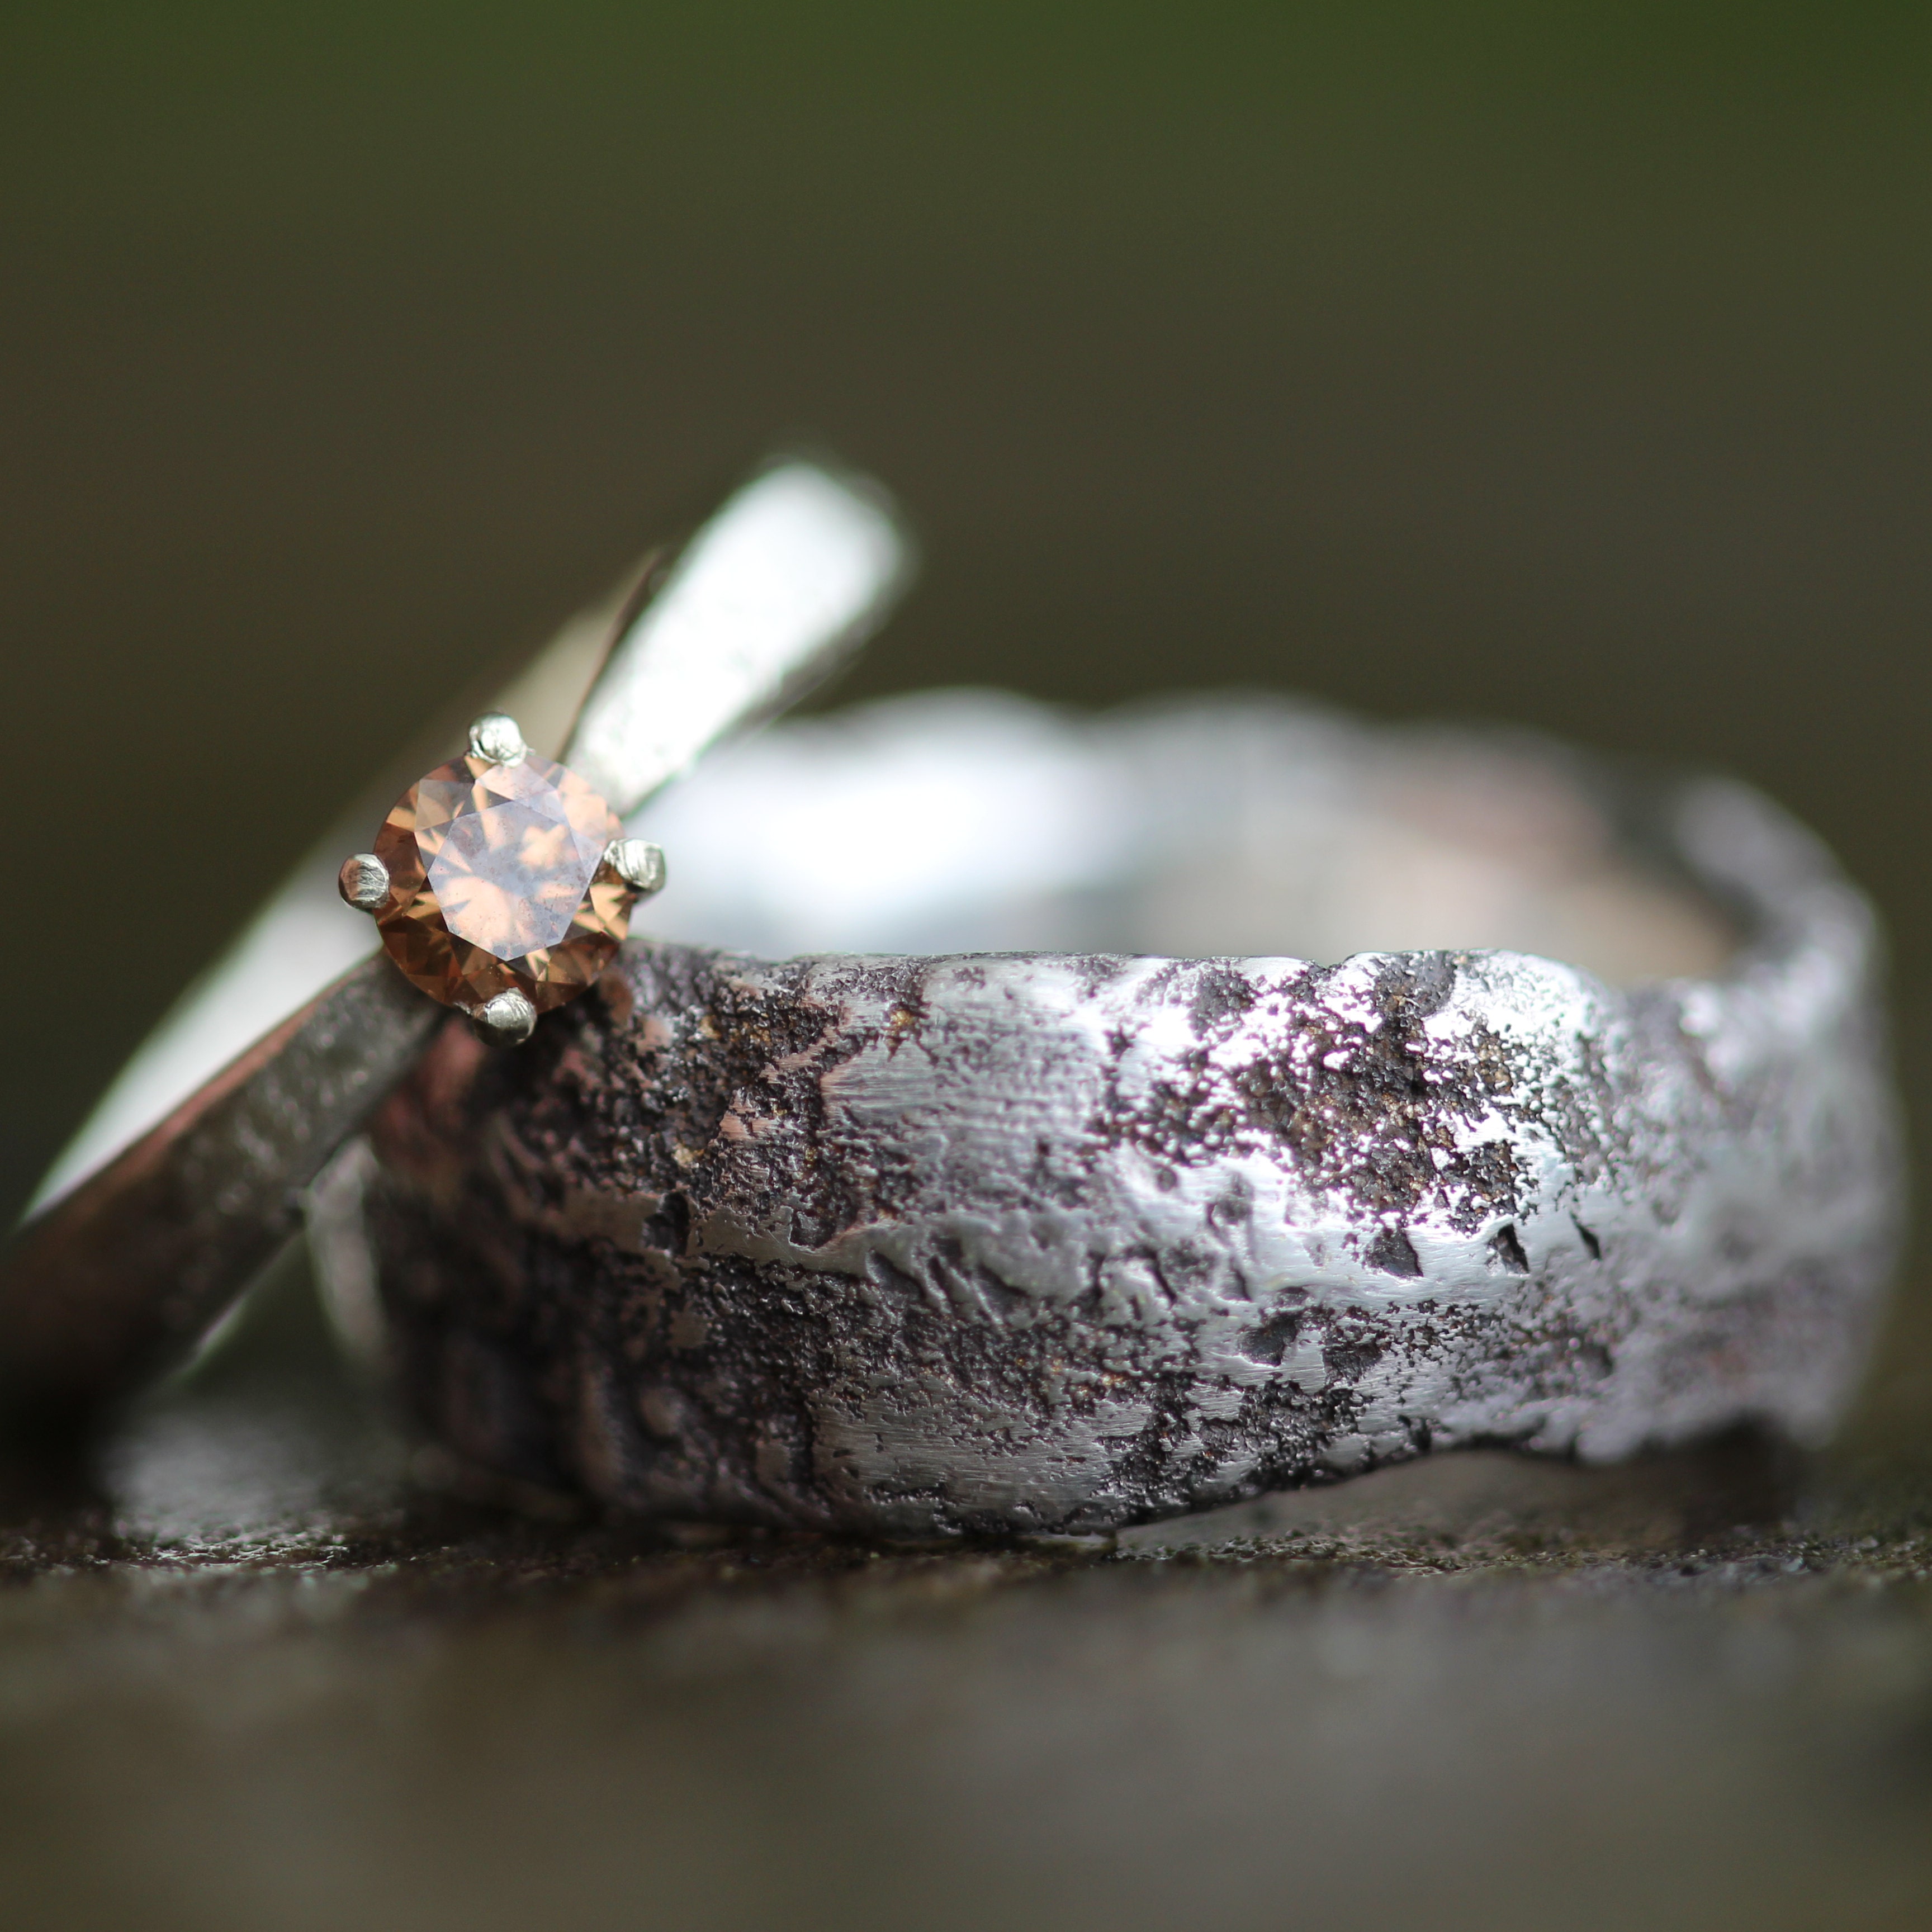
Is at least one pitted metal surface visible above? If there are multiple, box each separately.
[354,705,1903,1538]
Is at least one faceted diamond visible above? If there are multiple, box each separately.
[428,786,609,959]
[371,750,634,1013]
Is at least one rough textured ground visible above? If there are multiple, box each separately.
[1,1256,1930,1932]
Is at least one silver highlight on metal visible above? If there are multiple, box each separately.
[470,990,538,1049]
[564,458,913,818]
[1,956,438,1422]
[603,839,667,895]
[337,853,391,914]
[467,711,529,766]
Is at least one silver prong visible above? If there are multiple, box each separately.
[469,990,538,1048]
[467,712,528,766]
[337,853,390,914]
[602,838,666,896]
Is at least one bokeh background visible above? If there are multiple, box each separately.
[13,2,1931,1434]
[6,10,1932,1929]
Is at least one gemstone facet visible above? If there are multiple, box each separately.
[370,749,636,1013]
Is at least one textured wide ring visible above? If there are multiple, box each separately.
[343,698,1904,1539]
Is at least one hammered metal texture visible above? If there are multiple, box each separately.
[362,751,1901,1537]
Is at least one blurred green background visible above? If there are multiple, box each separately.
[7,13,1932,1930]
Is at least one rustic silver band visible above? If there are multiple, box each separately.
[342,697,1906,1540]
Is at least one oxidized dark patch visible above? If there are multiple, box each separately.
[1106,953,1532,1229]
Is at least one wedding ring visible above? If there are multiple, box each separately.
[342,693,1905,1537]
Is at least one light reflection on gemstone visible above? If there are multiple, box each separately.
[371,751,633,1012]
[429,793,609,959]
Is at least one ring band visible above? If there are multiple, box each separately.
[0,457,914,1421]
[345,694,1905,1538]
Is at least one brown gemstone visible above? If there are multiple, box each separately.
[371,750,633,1013]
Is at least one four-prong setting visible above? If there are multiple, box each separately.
[340,712,667,1044]
[602,837,666,896]
[466,711,528,766]
[469,989,538,1049]
[337,852,391,914]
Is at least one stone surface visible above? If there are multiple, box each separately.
[372,750,631,1013]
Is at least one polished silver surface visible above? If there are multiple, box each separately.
[466,711,528,766]
[564,458,913,817]
[336,853,390,914]
[2,456,916,1420]
[0,956,438,1422]
[628,690,1738,977]
[603,838,666,895]
[469,990,538,1049]
[356,695,1904,1537]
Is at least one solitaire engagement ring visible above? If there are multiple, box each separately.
[0,456,913,1423]
[335,708,668,1052]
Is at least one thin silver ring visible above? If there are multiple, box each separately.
[0,457,915,1421]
